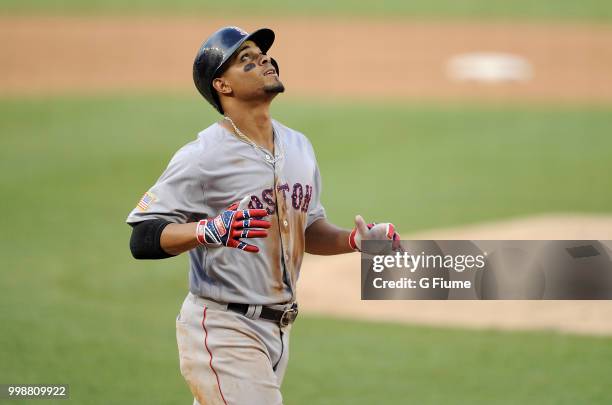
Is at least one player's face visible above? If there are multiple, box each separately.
[221,41,284,100]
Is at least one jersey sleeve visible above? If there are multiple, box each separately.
[306,152,327,228]
[126,145,204,225]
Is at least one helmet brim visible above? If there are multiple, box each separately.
[214,28,275,79]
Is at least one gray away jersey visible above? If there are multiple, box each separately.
[126,120,326,305]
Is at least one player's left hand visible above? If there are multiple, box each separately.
[349,214,401,252]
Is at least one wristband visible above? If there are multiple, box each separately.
[348,228,359,251]
[196,219,208,245]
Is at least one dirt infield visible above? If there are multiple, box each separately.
[2,16,612,102]
[298,214,612,336]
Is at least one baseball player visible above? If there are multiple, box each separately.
[126,26,400,405]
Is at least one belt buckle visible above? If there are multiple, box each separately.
[280,305,298,327]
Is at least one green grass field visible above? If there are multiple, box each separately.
[1,0,612,21]
[3,95,610,232]
[2,95,612,404]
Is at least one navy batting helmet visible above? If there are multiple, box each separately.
[193,26,279,114]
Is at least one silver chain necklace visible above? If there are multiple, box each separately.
[224,116,282,164]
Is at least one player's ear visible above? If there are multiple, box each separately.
[212,77,232,95]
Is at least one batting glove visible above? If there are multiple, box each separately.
[349,214,401,252]
[196,196,270,253]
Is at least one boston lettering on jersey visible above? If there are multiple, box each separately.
[248,182,313,215]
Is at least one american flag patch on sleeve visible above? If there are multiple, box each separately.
[136,191,157,211]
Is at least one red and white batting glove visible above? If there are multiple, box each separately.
[196,196,270,253]
[349,215,401,252]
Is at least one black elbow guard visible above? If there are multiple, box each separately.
[129,219,175,260]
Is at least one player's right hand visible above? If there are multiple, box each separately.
[196,196,270,253]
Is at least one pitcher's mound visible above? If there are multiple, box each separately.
[298,214,612,335]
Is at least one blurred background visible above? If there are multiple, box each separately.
[1,1,612,404]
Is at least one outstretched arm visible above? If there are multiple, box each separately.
[304,218,353,255]
[305,216,401,256]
